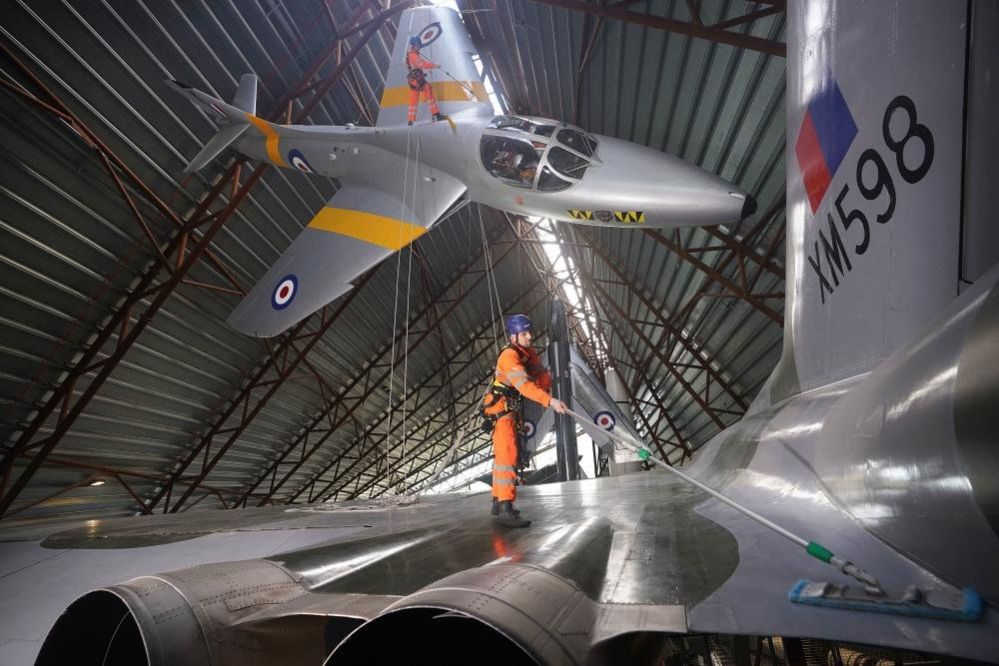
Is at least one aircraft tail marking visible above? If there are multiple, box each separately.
[243,114,287,168]
[379,80,488,110]
[308,207,428,251]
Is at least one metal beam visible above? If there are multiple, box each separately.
[644,228,784,325]
[651,198,785,382]
[576,228,747,410]
[528,0,786,57]
[582,261,727,430]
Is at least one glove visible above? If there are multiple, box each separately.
[548,398,568,414]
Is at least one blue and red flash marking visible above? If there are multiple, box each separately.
[795,80,858,213]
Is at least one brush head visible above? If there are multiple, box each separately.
[789,580,984,622]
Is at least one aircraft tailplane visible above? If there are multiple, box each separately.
[165,75,257,173]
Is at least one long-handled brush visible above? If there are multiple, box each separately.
[562,406,984,621]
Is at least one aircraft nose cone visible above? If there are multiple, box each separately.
[741,194,758,220]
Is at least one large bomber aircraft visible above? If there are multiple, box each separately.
[166,5,755,337]
[2,2,998,665]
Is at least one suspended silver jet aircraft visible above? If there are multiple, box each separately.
[166,5,755,337]
[3,1,999,665]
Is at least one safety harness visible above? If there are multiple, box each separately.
[407,67,427,90]
[405,49,428,90]
[479,344,531,434]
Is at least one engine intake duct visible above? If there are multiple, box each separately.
[35,552,405,666]
[326,518,669,665]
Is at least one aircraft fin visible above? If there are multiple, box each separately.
[227,175,466,337]
[770,0,971,403]
[566,345,646,464]
[520,344,644,466]
[378,7,493,127]
[231,73,257,115]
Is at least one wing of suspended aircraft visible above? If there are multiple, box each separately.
[226,171,466,337]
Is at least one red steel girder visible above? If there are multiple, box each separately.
[581,259,727,430]
[650,198,785,382]
[643,228,783,325]
[575,228,747,410]
[0,2,408,519]
[528,0,786,57]
[542,228,677,465]
[553,228,691,457]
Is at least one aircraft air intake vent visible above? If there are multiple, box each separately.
[326,607,538,665]
[36,590,148,666]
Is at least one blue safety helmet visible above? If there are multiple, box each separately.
[505,314,532,336]
[409,36,422,47]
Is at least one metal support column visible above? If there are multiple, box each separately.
[548,300,578,482]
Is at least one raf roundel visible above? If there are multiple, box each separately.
[522,419,536,438]
[416,22,443,47]
[288,149,315,173]
[271,275,298,310]
[594,410,616,431]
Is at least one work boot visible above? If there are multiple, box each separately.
[434,113,448,122]
[407,120,413,126]
[490,497,520,517]
[496,500,530,528]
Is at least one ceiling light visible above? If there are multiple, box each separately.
[89,479,106,487]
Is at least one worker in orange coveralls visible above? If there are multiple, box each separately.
[480,314,567,527]
[406,36,448,125]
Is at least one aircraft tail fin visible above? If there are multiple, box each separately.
[378,7,493,127]
[231,73,256,116]
[166,76,256,173]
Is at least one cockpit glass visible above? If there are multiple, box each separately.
[488,115,556,137]
[481,119,598,192]
[537,166,571,192]
[481,136,542,189]
[548,147,589,179]
[556,129,597,157]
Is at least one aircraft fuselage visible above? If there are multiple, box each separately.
[234,115,754,228]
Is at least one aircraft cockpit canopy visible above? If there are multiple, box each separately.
[480,116,599,192]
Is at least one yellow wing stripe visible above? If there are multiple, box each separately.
[380,81,489,109]
[308,207,427,251]
[245,114,287,167]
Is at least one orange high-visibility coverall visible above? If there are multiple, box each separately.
[406,48,440,123]
[483,345,552,502]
